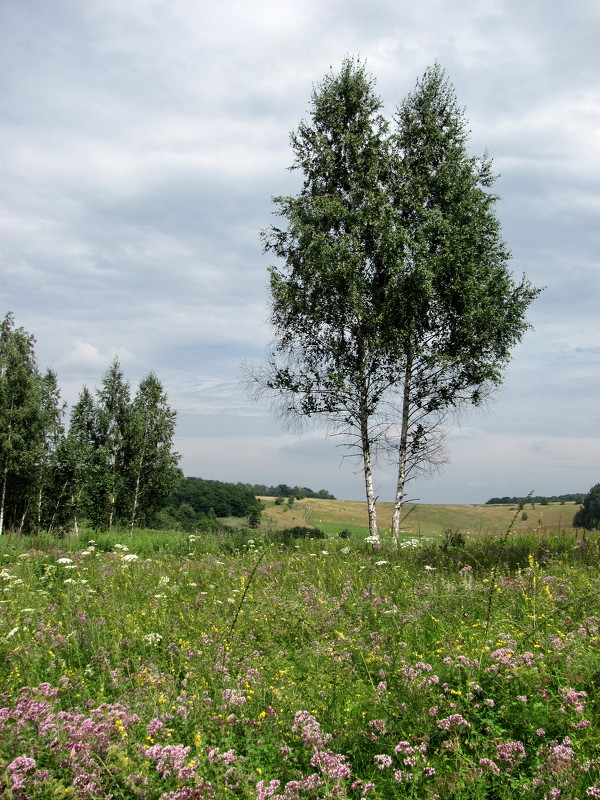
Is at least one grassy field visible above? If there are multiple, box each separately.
[0,522,598,799]
[259,497,579,538]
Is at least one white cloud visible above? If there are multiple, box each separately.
[60,341,134,373]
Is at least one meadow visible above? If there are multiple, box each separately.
[259,498,578,538]
[0,519,599,799]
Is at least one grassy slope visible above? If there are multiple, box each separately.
[259,497,579,537]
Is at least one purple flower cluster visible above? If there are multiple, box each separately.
[140,743,196,780]
[437,714,471,732]
[496,740,526,766]
[291,710,332,748]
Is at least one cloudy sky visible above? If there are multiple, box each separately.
[2,0,599,504]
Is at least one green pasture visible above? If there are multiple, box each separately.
[260,496,580,538]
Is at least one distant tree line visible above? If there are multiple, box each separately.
[236,483,336,500]
[0,313,180,535]
[156,477,262,530]
[485,494,586,506]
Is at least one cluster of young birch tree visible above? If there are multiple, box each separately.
[0,313,180,535]
[251,60,540,545]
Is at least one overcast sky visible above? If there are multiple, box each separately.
[2,0,599,504]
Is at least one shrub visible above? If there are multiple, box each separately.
[440,528,466,550]
[271,526,326,545]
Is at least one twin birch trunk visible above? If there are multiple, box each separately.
[391,359,412,548]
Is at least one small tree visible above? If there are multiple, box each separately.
[573,484,600,530]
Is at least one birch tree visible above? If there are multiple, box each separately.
[0,314,64,534]
[386,65,540,542]
[254,58,397,543]
[125,372,179,534]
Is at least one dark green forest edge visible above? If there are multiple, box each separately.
[157,478,333,532]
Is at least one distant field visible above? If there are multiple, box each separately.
[258,496,579,537]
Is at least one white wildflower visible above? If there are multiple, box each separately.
[123,553,139,562]
[56,557,74,565]
[6,626,20,639]
[144,632,163,645]
[113,544,129,552]
[341,547,351,555]
[374,560,389,566]
[424,565,436,571]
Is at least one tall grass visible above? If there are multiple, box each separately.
[0,526,598,798]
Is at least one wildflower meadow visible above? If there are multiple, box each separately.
[0,525,599,799]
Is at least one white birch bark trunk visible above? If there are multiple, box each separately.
[0,465,7,535]
[391,359,412,547]
[358,342,379,545]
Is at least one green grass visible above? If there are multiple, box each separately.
[0,525,598,798]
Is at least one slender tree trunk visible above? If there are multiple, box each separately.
[108,493,115,531]
[361,417,379,543]
[36,483,43,529]
[48,481,68,536]
[0,463,7,535]
[129,473,141,536]
[391,358,412,547]
[358,341,379,544]
[129,421,150,536]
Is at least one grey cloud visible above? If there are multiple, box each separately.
[1,0,598,503]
